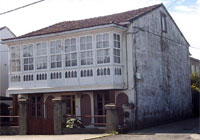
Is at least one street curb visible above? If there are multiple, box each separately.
[84,133,114,140]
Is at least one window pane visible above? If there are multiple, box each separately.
[103,34,109,40]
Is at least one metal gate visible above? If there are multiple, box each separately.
[28,95,54,135]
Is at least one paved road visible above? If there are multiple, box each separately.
[96,117,200,140]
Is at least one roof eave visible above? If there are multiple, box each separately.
[2,24,127,44]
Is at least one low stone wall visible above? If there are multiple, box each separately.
[0,126,19,135]
[62,128,105,134]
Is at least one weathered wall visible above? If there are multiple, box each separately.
[130,6,192,127]
[0,27,15,97]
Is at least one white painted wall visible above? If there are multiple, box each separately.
[0,27,15,97]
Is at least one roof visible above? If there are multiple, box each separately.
[4,4,162,41]
[0,26,16,37]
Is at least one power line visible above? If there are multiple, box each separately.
[0,0,45,16]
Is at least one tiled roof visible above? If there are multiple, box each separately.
[4,4,162,41]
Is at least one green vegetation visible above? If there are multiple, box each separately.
[191,73,200,93]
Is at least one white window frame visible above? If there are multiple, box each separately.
[96,33,110,64]
[113,33,121,64]
[64,38,77,67]
[10,46,21,73]
[50,40,63,69]
[23,44,34,71]
[36,42,48,70]
[80,35,93,66]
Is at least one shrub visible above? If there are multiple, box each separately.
[66,118,85,128]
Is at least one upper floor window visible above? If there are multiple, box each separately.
[161,13,167,32]
[65,38,77,67]
[36,42,47,70]
[80,36,93,65]
[96,33,110,64]
[113,33,120,63]
[23,44,34,71]
[50,40,62,68]
[10,46,21,72]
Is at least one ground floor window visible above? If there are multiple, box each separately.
[62,95,76,116]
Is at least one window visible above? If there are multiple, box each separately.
[80,69,93,77]
[65,38,77,67]
[65,71,77,78]
[11,75,20,82]
[50,72,62,79]
[80,36,93,65]
[23,44,34,71]
[161,13,167,32]
[30,95,43,118]
[97,68,110,76]
[113,33,120,63]
[115,68,122,75]
[50,40,62,68]
[62,95,75,116]
[10,46,21,72]
[36,42,47,70]
[96,33,110,64]
[23,74,34,81]
[36,73,47,80]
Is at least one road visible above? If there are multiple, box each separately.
[96,117,200,140]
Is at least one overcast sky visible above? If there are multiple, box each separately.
[0,0,199,59]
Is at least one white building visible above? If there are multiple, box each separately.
[0,27,15,97]
[2,4,192,134]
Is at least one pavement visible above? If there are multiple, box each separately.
[0,134,110,140]
[95,117,200,140]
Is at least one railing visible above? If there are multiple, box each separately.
[63,115,106,127]
[0,116,19,126]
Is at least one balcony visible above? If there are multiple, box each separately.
[8,65,125,94]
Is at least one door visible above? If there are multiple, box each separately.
[80,94,91,125]
[116,93,129,125]
[94,91,110,125]
[43,96,54,134]
[28,95,54,135]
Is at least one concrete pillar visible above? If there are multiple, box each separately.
[122,103,135,129]
[53,97,62,135]
[105,103,119,133]
[18,98,28,135]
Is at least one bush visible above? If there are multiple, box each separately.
[66,118,85,128]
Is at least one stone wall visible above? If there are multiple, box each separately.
[130,6,192,128]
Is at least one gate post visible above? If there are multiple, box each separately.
[53,97,62,134]
[105,103,119,133]
[19,98,28,135]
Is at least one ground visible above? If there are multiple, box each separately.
[96,117,200,140]
[0,117,199,140]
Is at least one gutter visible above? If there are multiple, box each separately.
[2,24,127,44]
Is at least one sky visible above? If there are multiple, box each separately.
[0,0,199,59]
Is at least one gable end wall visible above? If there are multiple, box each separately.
[130,6,192,127]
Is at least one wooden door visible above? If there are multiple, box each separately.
[28,95,54,135]
[116,93,129,125]
[80,94,91,125]
[43,96,54,134]
[28,95,44,134]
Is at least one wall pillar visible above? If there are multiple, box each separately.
[105,103,119,133]
[53,97,62,135]
[18,98,28,135]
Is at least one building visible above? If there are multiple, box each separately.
[2,4,192,134]
[0,27,15,97]
[190,57,200,75]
